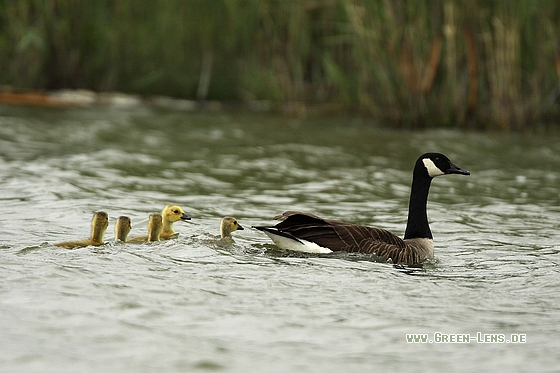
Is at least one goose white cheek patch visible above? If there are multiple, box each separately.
[423,158,445,177]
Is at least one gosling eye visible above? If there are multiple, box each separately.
[173,209,179,214]
[233,221,238,226]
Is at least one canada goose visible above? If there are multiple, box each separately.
[220,216,244,238]
[114,216,132,242]
[253,153,470,265]
[54,211,109,249]
[161,204,191,239]
[128,214,164,243]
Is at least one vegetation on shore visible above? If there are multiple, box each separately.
[1,0,559,130]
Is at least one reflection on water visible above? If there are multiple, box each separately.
[1,105,560,372]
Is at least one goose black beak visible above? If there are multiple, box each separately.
[447,162,470,176]
[237,224,244,231]
[180,212,191,221]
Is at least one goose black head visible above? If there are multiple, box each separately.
[418,153,470,178]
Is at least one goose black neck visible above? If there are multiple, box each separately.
[404,173,433,240]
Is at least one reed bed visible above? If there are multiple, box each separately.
[0,0,559,130]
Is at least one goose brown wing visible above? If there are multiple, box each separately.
[273,212,342,247]
[355,235,425,264]
[273,212,407,258]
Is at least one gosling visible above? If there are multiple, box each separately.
[128,214,164,243]
[147,214,163,242]
[54,211,109,249]
[114,216,132,242]
[160,204,191,239]
[220,216,244,238]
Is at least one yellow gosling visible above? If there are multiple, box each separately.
[127,205,190,242]
[128,214,164,243]
[160,204,190,240]
[220,216,244,238]
[54,211,109,249]
[114,216,132,242]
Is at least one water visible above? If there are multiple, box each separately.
[1,105,560,373]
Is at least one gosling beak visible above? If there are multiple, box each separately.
[180,212,191,221]
[237,224,244,231]
[447,162,470,176]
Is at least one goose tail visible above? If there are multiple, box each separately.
[253,225,332,254]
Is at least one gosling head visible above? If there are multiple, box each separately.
[91,211,109,243]
[147,214,164,242]
[418,153,470,178]
[220,216,244,238]
[159,204,191,238]
[115,216,132,242]
[162,204,191,223]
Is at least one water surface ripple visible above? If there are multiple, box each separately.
[1,106,559,372]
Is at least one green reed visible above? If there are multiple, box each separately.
[0,0,559,130]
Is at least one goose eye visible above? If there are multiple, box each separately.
[173,209,179,214]
[233,221,238,225]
